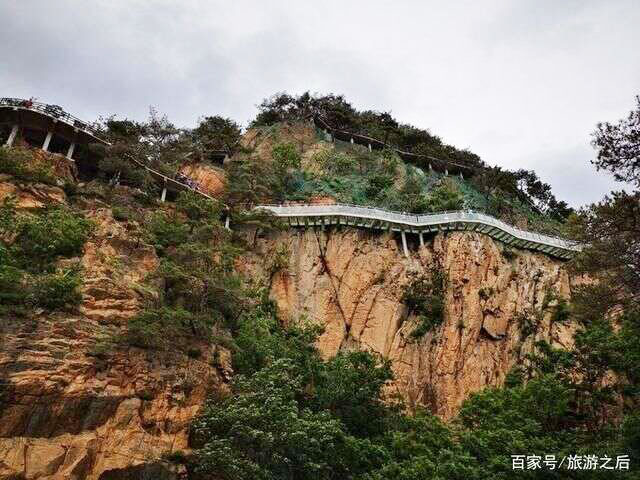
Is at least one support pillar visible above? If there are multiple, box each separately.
[444,168,448,176]
[401,231,409,258]
[224,215,230,230]
[368,143,372,152]
[350,137,354,144]
[459,172,464,180]
[42,130,54,152]
[5,124,19,147]
[428,163,433,171]
[419,232,425,248]
[160,186,167,202]
[66,142,76,160]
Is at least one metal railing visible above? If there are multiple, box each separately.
[256,203,581,255]
[0,97,106,141]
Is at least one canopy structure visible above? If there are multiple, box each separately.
[0,97,108,160]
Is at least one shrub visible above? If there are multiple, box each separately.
[0,263,28,306]
[551,298,571,324]
[267,244,290,276]
[403,269,446,339]
[365,173,394,199]
[125,307,209,349]
[0,147,57,185]
[425,179,464,212]
[144,212,190,254]
[111,206,131,222]
[14,207,93,269]
[31,267,83,311]
[97,156,147,187]
[271,142,301,169]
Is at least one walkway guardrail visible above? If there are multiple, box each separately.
[255,203,581,259]
[0,97,106,142]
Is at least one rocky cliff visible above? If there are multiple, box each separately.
[0,178,224,480]
[244,227,576,419]
[0,148,578,478]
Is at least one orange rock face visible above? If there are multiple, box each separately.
[178,163,225,198]
[0,175,66,208]
[0,187,224,480]
[248,227,576,419]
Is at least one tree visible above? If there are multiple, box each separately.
[592,96,640,186]
[191,359,386,480]
[192,115,241,161]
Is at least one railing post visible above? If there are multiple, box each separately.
[5,124,19,147]
[160,182,167,202]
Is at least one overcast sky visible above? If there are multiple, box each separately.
[1,1,638,206]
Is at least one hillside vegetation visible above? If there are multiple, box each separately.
[0,93,638,479]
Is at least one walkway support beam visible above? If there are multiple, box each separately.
[42,129,54,152]
[401,231,409,258]
[66,141,76,160]
[5,124,19,147]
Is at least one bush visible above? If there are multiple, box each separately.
[365,173,394,199]
[111,206,131,221]
[144,212,190,254]
[403,270,446,339]
[271,142,301,169]
[31,267,82,311]
[425,179,464,212]
[0,147,57,185]
[125,307,209,349]
[97,156,147,187]
[0,263,28,306]
[14,207,93,270]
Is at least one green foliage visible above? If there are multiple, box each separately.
[232,294,322,378]
[0,262,28,311]
[175,190,222,223]
[0,202,88,315]
[591,95,640,187]
[127,191,245,350]
[365,173,394,199]
[111,206,131,222]
[126,307,210,349]
[192,359,386,480]
[97,155,148,187]
[397,173,429,213]
[425,178,464,212]
[192,115,241,160]
[0,147,57,185]
[144,212,190,254]
[272,142,301,169]
[14,207,93,270]
[312,351,394,438]
[403,270,446,338]
[551,298,571,324]
[31,267,82,311]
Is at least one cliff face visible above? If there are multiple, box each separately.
[0,149,578,478]
[246,227,576,419]
[0,179,223,480]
